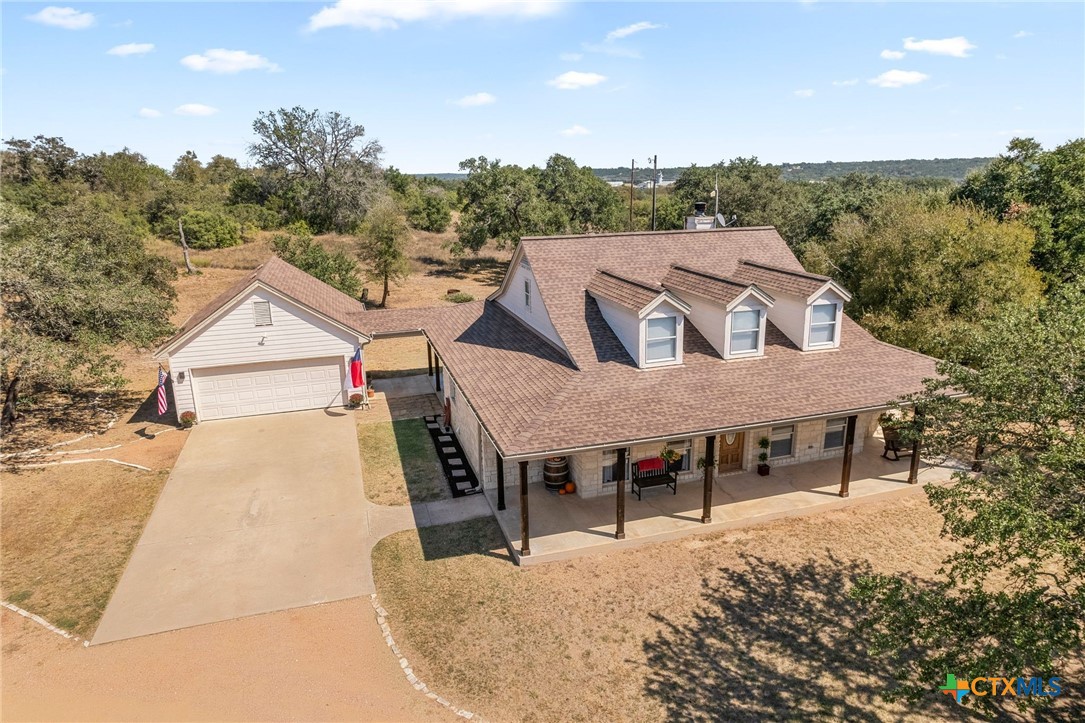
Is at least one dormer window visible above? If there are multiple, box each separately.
[253,300,273,327]
[645,316,678,363]
[809,301,839,346]
[729,309,761,355]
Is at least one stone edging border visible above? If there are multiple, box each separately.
[369,594,482,721]
[1,600,88,645]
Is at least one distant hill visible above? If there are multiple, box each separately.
[415,157,995,184]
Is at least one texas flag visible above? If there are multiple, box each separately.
[349,348,365,389]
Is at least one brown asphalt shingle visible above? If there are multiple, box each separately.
[662,265,768,307]
[585,269,663,312]
[731,259,834,298]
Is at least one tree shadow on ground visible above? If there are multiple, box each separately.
[416,255,507,285]
[641,552,976,722]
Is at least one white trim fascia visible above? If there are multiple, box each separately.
[725,284,776,312]
[486,243,526,302]
[805,279,852,304]
[153,281,371,360]
[638,291,692,319]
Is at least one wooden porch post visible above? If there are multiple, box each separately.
[426,342,433,377]
[615,447,627,540]
[434,355,442,392]
[908,407,923,484]
[496,451,506,511]
[838,415,858,498]
[702,435,716,523]
[519,460,530,557]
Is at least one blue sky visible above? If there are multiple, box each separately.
[3,1,1083,173]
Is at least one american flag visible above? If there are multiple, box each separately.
[157,367,168,416]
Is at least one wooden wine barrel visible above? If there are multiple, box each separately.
[543,456,569,492]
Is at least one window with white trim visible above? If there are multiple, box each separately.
[730,309,761,354]
[770,425,794,458]
[666,439,692,472]
[602,448,629,484]
[524,279,531,310]
[252,300,273,327]
[809,302,838,345]
[823,417,848,449]
[645,316,678,363]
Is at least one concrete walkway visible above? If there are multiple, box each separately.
[93,409,489,645]
[489,442,966,565]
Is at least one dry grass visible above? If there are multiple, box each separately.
[1,464,168,637]
[358,418,449,506]
[371,496,996,722]
[366,336,430,379]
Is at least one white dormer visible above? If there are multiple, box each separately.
[662,265,775,360]
[586,270,691,369]
[490,246,567,352]
[730,260,851,352]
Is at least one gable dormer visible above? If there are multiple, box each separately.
[586,269,691,368]
[732,260,851,351]
[662,265,775,360]
[491,245,566,351]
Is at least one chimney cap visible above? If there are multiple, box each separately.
[693,201,707,216]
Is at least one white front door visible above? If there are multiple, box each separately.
[193,357,345,420]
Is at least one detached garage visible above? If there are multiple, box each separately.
[154,257,371,422]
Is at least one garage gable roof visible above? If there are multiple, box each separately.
[154,257,369,359]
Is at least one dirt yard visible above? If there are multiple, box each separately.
[1,464,169,637]
[371,495,1050,722]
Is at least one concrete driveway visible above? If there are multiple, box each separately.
[92,409,372,645]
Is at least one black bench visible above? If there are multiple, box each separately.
[631,458,677,500]
[881,428,914,461]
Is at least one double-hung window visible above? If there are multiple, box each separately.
[666,439,692,473]
[730,309,761,354]
[823,417,848,449]
[809,302,838,346]
[645,316,677,363]
[770,425,794,459]
[602,448,629,484]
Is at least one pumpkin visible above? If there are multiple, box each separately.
[565,481,576,494]
[558,489,567,495]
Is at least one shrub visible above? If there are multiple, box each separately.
[445,292,474,304]
[180,210,242,249]
[348,393,364,408]
[192,257,212,268]
[179,411,197,428]
[226,203,279,238]
[408,191,452,233]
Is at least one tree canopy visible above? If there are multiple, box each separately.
[852,279,1085,716]
[271,222,362,297]
[357,200,411,306]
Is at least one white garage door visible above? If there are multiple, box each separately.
[193,357,345,421]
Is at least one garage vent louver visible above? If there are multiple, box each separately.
[253,300,273,327]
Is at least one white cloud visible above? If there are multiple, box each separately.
[605,21,662,42]
[138,107,162,119]
[832,79,858,87]
[869,69,930,88]
[902,36,976,58]
[1013,30,1032,39]
[454,92,496,107]
[108,43,155,56]
[559,52,582,61]
[880,49,906,60]
[174,103,219,116]
[181,49,280,74]
[794,89,815,98]
[547,70,606,90]
[560,124,590,136]
[26,6,95,30]
[308,0,560,32]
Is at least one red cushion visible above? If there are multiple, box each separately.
[636,457,664,473]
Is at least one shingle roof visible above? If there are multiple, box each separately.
[585,269,663,312]
[414,227,938,459]
[662,265,765,306]
[157,256,368,355]
[731,259,835,298]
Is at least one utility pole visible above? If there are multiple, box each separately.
[628,158,635,231]
[650,155,659,231]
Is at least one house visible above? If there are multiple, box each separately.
[360,226,940,558]
[154,256,371,421]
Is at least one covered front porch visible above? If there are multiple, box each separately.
[487,440,964,565]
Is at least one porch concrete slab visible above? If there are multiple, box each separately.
[371,374,434,399]
[487,442,964,565]
[92,410,370,644]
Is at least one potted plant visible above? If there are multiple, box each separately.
[757,436,771,476]
[179,411,197,429]
[660,445,682,473]
[348,393,364,409]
